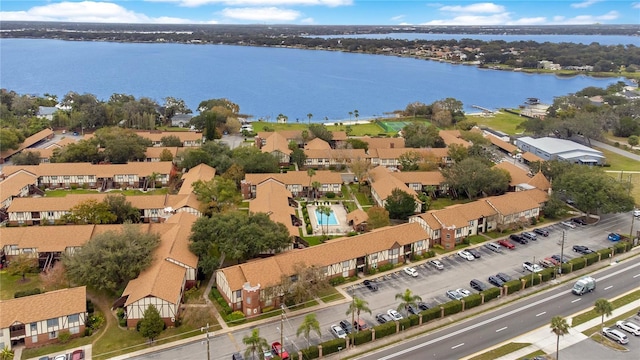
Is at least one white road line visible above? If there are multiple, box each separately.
[451,343,464,349]
[633,274,640,278]
[536,312,546,317]
[496,327,508,332]
[571,298,581,303]
[604,286,613,290]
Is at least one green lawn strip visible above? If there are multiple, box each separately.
[580,308,640,336]
[43,188,168,197]
[467,342,532,360]
[572,289,640,327]
[596,147,640,171]
[251,122,308,132]
[326,123,389,136]
[518,350,547,360]
[353,191,373,206]
[468,111,526,135]
[589,333,628,351]
[428,197,472,210]
[21,330,94,359]
[317,287,345,303]
[0,271,42,300]
[466,235,488,245]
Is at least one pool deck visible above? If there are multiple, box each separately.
[306,203,352,235]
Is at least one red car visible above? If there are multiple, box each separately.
[71,350,84,360]
[271,342,289,360]
[498,239,515,249]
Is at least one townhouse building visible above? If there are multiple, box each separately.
[0,128,54,164]
[242,170,343,199]
[248,179,302,240]
[368,166,422,213]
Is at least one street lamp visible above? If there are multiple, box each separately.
[201,323,212,360]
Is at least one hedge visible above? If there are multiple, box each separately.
[329,276,346,286]
[570,257,586,271]
[463,294,482,310]
[442,300,462,316]
[421,307,442,323]
[377,263,394,272]
[560,263,572,275]
[299,345,319,359]
[15,288,42,298]
[521,274,541,288]
[209,287,232,316]
[540,267,555,282]
[321,338,346,356]
[398,317,412,331]
[505,280,521,295]
[373,321,397,339]
[407,314,420,327]
[482,287,501,302]
[585,252,600,266]
[353,330,373,345]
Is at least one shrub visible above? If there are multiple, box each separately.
[321,338,346,356]
[366,267,377,275]
[585,252,600,266]
[86,300,95,315]
[83,328,92,337]
[116,308,125,320]
[398,317,412,331]
[300,345,319,359]
[326,192,336,199]
[570,258,586,271]
[14,288,42,298]
[209,287,232,316]
[423,250,436,258]
[70,184,78,190]
[306,224,312,234]
[521,274,541,288]
[353,329,373,345]
[463,294,482,310]
[262,306,274,314]
[505,280,521,295]
[119,317,127,327]
[482,287,501,302]
[347,231,358,237]
[87,313,105,331]
[614,241,632,253]
[421,307,442,323]
[540,268,555,282]
[560,263,572,275]
[407,314,420,327]
[373,322,397,339]
[530,217,537,225]
[377,263,394,273]
[58,330,71,344]
[442,300,463,316]
[226,311,246,324]
[329,276,345,286]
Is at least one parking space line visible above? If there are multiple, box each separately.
[633,274,640,278]
[536,311,546,317]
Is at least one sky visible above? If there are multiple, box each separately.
[0,1,639,26]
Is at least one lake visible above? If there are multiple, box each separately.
[0,38,626,122]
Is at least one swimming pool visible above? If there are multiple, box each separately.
[315,209,339,226]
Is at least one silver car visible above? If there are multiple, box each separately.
[616,320,640,336]
[603,327,629,344]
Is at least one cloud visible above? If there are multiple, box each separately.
[0,1,193,23]
[148,0,352,7]
[439,2,506,13]
[570,0,602,9]
[300,17,314,24]
[560,10,619,24]
[509,17,547,25]
[220,6,301,21]
[390,15,405,21]
[632,2,640,8]
[422,13,512,25]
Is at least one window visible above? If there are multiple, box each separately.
[51,176,58,181]
[31,335,38,343]
[246,297,251,305]
[456,229,462,235]
[48,211,54,217]
[47,318,59,328]
[64,176,70,181]
[235,290,241,299]
[68,314,79,323]
[342,260,349,268]
[370,254,378,260]
[30,323,37,332]
[69,326,80,335]
[48,331,57,339]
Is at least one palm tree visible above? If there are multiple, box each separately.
[345,296,372,333]
[311,181,322,200]
[317,204,331,236]
[550,316,570,359]
[243,328,268,360]
[348,111,353,121]
[594,298,613,331]
[296,313,321,348]
[0,346,14,360]
[306,168,316,199]
[395,288,422,316]
[307,113,313,125]
[354,109,359,120]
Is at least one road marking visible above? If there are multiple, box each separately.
[604,286,613,290]
[496,327,508,332]
[571,298,581,303]
[451,343,464,349]
[536,312,546,317]
[633,274,640,278]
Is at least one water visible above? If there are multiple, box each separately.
[314,33,640,46]
[315,209,338,226]
[0,39,626,121]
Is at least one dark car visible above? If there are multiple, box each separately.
[572,217,587,225]
[339,319,353,334]
[353,319,369,331]
[533,228,550,237]
[488,275,505,287]
[407,304,420,315]
[363,280,378,291]
[417,302,430,311]
[232,353,244,360]
[551,254,570,264]
[573,245,594,254]
[470,279,488,291]
[467,248,481,259]
[509,234,528,244]
[496,272,512,282]
[376,313,393,324]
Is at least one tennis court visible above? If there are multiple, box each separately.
[378,121,411,132]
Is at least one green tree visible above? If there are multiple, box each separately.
[398,150,424,171]
[232,146,279,173]
[189,211,291,273]
[204,111,218,141]
[221,163,245,188]
[159,148,174,162]
[180,148,214,170]
[442,158,510,199]
[317,205,331,236]
[384,189,417,220]
[628,135,639,147]
[138,304,164,341]
[243,328,268,360]
[0,345,14,360]
[306,113,313,125]
[290,148,307,169]
[594,298,613,331]
[62,199,117,224]
[94,127,151,163]
[395,288,422,316]
[297,313,321,348]
[64,224,160,294]
[366,206,390,230]
[11,151,41,165]
[201,141,233,173]
[311,181,322,200]
[447,143,468,163]
[402,123,445,148]
[50,140,103,163]
[192,177,242,215]
[345,296,371,335]
[550,316,570,359]
[0,128,24,151]
[307,168,316,199]
[350,157,370,191]
[308,123,333,142]
[346,138,368,152]
[7,253,38,281]
[160,135,182,147]
[103,194,140,223]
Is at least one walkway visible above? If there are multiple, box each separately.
[580,138,640,162]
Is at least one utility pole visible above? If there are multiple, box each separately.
[558,231,566,276]
[630,212,636,242]
[201,323,211,360]
[531,255,536,286]
[350,287,355,348]
[280,305,284,353]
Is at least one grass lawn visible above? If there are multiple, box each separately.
[518,350,547,360]
[468,342,531,360]
[327,122,389,136]
[22,329,94,359]
[317,287,345,303]
[348,184,373,206]
[429,197,473,210]
[605,170,640,205]
[571,288,640,327]
[44,188,169,197]
[597,147,640,171]
[468,110,527,135]
[0,271,42,300]
[466,234,488,245]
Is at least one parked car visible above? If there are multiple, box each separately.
[573,245,594,254]
[263,350,274,360]
[545,256,560,266]
[330,324,347,339]
[485,242,503,252]
[602,327,629,344]
[407,304,420,315]
[561,221,576,229]
[387,309,403,321]
[376,313,393,324]
[551,254,570,264]
[53,356,67,360]
[488,275,505,287]
[616,320,640,336]
[572,217,587,225]
[533,228,550,237]
[417,302,430,311]
[467,248,481,258]
[403,266,418,277]
[539,258,555,268]
[70,350,84,360]
[522,231,537,241]
[608,233,622,241]
[496,272,512,282]
[446,289,464,300]
[634,209,640,217]
[339,320,353,334]
[456,288,472,297]
[353,319,369,331]
[429,259,444,270]
[232,353,244,360]
[509,234,528,244]
[523,261,543,273]
[498,239,516,249]
[363,280,378,291]
[470,279,488,291]
[271,342,289,360]
[457,250,475,261]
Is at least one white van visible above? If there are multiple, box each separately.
[485,242,502,253]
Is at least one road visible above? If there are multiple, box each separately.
[357,258,640,360]
[128,211,636,360]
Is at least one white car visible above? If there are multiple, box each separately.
[387,309,403,321]
[457,250,475,261]
[403,266,418,277]
[329,324,347,339]
[616,320,640,336]
[456,288,472,297]
[603,327,629,344]
[633,209,640,217]
[560,221,576,229]
[429,259,444,270]
[523,261,543,273]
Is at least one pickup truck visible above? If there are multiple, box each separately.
[523,261,543,273]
